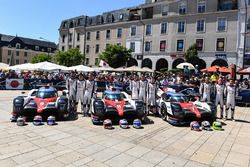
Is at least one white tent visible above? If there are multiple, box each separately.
[93,66,115,72]
[123,66,145,72]
[68,65,94,72]
[0,63,9,70]
[8,63,35,71]
[32,61,69,71]
[142,67,154,73]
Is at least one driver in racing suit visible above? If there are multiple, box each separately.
[199,77,212,102]
[224,79,236,121]
[129,75,139,100]
[147,77,158,115]
[66,71,77,113]
[83,73,96,116]
[76,73,85,114]
[138,75,148,114]
[215,78,225,119]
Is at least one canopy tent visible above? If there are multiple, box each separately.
[68,65,94,72]
[238,67,250,74]
[201,65,231,73]
[8,63,35,71]
[0,63,9,70]
[32,61,69,71]
[93,66,115,72]
[122,66,145,72]
[176,62,195,70]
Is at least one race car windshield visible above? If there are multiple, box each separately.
[170,96,188,103]
[105,94,123,101]
[37,91,57,98]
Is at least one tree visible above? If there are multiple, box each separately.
[55,48,85,67]
[184,43,200,66]
[99,44,132,68]
[31,53,51,63]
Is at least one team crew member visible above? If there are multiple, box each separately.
[129,75,139,99]
[215,78,225,119]
[66,72,77,113]
[138,75,148,112]
[199,77,212,102]
[83,73,96,116]
[224,79,236,121]
[147,78,157,115]
[76,73,86,114]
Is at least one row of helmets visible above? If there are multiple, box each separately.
[104,119,142,130]
[16,115,56,126]
[190,121,223,131]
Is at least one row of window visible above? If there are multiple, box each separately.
[7,50,29,57]
[83,18,227,41]
[161,0,206,16]
[129,38,226,52]
[8,43,52,52]
[7,59,28,65]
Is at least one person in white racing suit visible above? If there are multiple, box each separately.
[66,72,77,113]
[83,73,96,116]
[214,78,225,119]
[76,73,86,114]
[129,75,139,100]
[224,79,236,121]
[138,75,148,113]
[147,77,158,115]
[199,77,212,102]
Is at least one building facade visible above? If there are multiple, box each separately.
[238,0,250,68]
[59,0,243,70]
[0,34,57,65]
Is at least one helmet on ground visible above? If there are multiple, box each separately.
[201,121,212,131]
[17,117,26,126]
[190,121,202,131]
[33,115,43,126]
[103,119,113,129]
[47,116,56,126]
[119,119,129,129]
[133,119,142,129]
[212,121,223,130]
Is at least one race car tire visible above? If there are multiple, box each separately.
[160,104,167,121]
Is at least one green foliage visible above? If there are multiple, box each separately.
[184,43,200,66]
[31,53,51,63]
[55,48,85,67]
[99,44,132,68]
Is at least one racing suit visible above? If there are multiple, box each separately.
[224,85,236,119]
[83,79,95,115]
[215,84,225,118]
[130,80,139,99]
[147,82,157,114]
[66,77,77,112]
[76,80,85,113]
[199,82,211,102]
[138,80,147,103]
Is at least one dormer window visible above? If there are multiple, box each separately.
[162,5,169,16]
[35,46,39,51]
[24,46,28,50]
[106,14,114,23]
[119,14,124,20]
[179,2,187,15]
[8,44,12,48]
[16,43,21,49]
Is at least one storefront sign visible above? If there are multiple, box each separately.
[215,54,227,59]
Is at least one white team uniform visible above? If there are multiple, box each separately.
[130,80,139,100]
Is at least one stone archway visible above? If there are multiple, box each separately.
[127,58,138,67]
[211,59,228,67]
[141,58,153,69]
[172,58,184,69]
[156,58,168,71]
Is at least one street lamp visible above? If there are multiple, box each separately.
[39,37,51,57]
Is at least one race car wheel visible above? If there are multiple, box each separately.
[160,104,167,121]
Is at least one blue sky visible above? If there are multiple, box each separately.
[0,0,144,43]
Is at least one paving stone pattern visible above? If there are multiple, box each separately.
[0,91,249,166]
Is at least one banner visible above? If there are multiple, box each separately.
[6,79,24,90]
